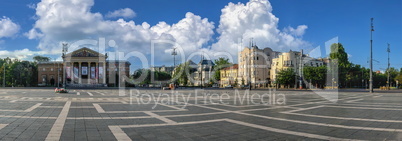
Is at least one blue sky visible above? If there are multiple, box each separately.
[0,0,401,71]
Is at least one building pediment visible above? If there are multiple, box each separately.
[66,47,106,57]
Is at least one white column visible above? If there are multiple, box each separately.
[88,62,91,84]
[71,62,74,84]
[78,62,82,84]
[103,62,106,84]
[95,62,98,84]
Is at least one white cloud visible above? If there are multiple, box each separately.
[27,3,36,9]
[25,28,44,39]
[26,0,214,65]
[26,0,310,66]
[284,25,308,37]
[210,0,310,61]
[105,8,136,19]
[0,16,20,38]
[0,49,45,60]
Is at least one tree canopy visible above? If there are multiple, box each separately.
[0,58,38,87]
[33,55,50,62]
[211,57,232,83]
[276,68,295,88]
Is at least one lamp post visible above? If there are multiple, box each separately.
[387,43,390,89]
[3,62,5,87]
[62,43,68,89]
[171,47,177,86]
[299,50,303,89]
[369,18,374,93]
[55,58,60,87]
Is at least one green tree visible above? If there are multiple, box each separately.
[303,66,327,88]
[0,57,38,87]
[211,57,232,83]
[276,68,296,88]
[33,55,50,62]
[329,43,351,87]
[395,74,402,88]
[172,61,196,86]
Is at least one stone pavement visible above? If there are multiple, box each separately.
[0,88,401,140]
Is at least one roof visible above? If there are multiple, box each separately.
[198,59,214,66]
[37,61,63,64]
[222,64,238,70]
[188,60,197,65]
[65,47,106,57]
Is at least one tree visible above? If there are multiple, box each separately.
[0,58,38,87]
[303,66,327,88]
[329,43,351,87]
[131,69,172,85]
[33,56,50,62]
[212,57,232,83]
[276,68,296,88]
[386,67,399,86]
[172,61,196,86]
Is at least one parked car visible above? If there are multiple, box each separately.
[240,85,250,89]
[225,85,233,88]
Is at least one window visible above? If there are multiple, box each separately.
[51,68,53,71]
[43,68,46,71]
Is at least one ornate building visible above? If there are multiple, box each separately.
[238,45,280,88]
[37,47,131,87]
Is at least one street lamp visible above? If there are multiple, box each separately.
[369,18,374,93]
[171,47,177,86]
[62,43,68,89]
[2,62,5,87]
[387,43,390,89]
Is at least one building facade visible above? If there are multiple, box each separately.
[238,45,280,88]
[270,50,324,87]
[38,47,130,87]
[220,64,238,87]
[192,59,215,86]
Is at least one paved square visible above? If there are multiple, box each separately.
[0,88,402,140]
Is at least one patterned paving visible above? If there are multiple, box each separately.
[0,88,401,140]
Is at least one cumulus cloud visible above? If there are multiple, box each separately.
[0,49,45,60]
[26,0,214,65]
[210,0,310,61]
[26,0,310,66]
[106,8,136,19]
[25,29,44,39]
[0,16,20,38]
[284,25,308,37]
[27,3,36,9]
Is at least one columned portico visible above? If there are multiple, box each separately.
[41,47,131,87]
[63,47,108,86]
[78,62,82,84]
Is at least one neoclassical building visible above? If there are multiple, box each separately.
[38,47,131,87]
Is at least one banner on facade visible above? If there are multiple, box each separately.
[91,67,96,79]
[99,67,103,79]
[74,66,79,78]
[82,66,88,75]
[66,67,71,79]
[96,67,99,79]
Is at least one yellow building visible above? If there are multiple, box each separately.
[220,64,238,87]
[270,50,324,86]
[238,45,279,88]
